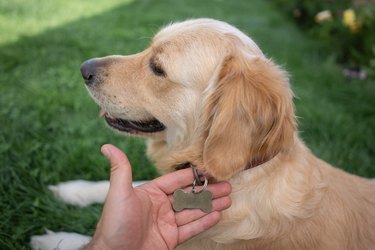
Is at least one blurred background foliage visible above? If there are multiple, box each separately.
[273,0,375,78]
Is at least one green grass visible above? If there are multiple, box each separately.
[0,0,374,248]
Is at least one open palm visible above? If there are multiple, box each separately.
[86,144,232,250]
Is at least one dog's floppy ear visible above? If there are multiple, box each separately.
[202,52,296,180]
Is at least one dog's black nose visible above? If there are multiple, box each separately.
[80,59,98,85]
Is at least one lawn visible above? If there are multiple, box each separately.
[0,0,374,248]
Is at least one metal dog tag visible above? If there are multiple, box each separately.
[173,189,212,213]
[173,175,212,213]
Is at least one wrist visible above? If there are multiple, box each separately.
[84,235,107,250]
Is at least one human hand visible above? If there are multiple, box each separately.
[86,144,232,250]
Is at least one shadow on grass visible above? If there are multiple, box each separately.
[0,0,374,248]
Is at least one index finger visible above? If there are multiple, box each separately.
[151,168,195,194]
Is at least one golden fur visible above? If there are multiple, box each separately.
[86,19,375,249]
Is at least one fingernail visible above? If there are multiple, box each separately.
[101,145,111,159]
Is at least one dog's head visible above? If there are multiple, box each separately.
[81,19,296,180]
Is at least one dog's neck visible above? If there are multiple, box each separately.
[148,136,291,179]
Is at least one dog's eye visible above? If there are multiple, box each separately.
[150,61,166,77]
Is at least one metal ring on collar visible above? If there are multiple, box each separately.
[192,175,208,194]
[192,166,204,186]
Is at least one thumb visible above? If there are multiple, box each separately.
[101,144,133,193]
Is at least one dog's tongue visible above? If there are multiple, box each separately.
[99,109,106,117]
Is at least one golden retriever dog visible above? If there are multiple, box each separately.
[32,18,375,250]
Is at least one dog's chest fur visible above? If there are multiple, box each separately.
[150,139,375,250]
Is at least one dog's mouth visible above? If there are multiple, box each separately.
[101,111,166,134]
